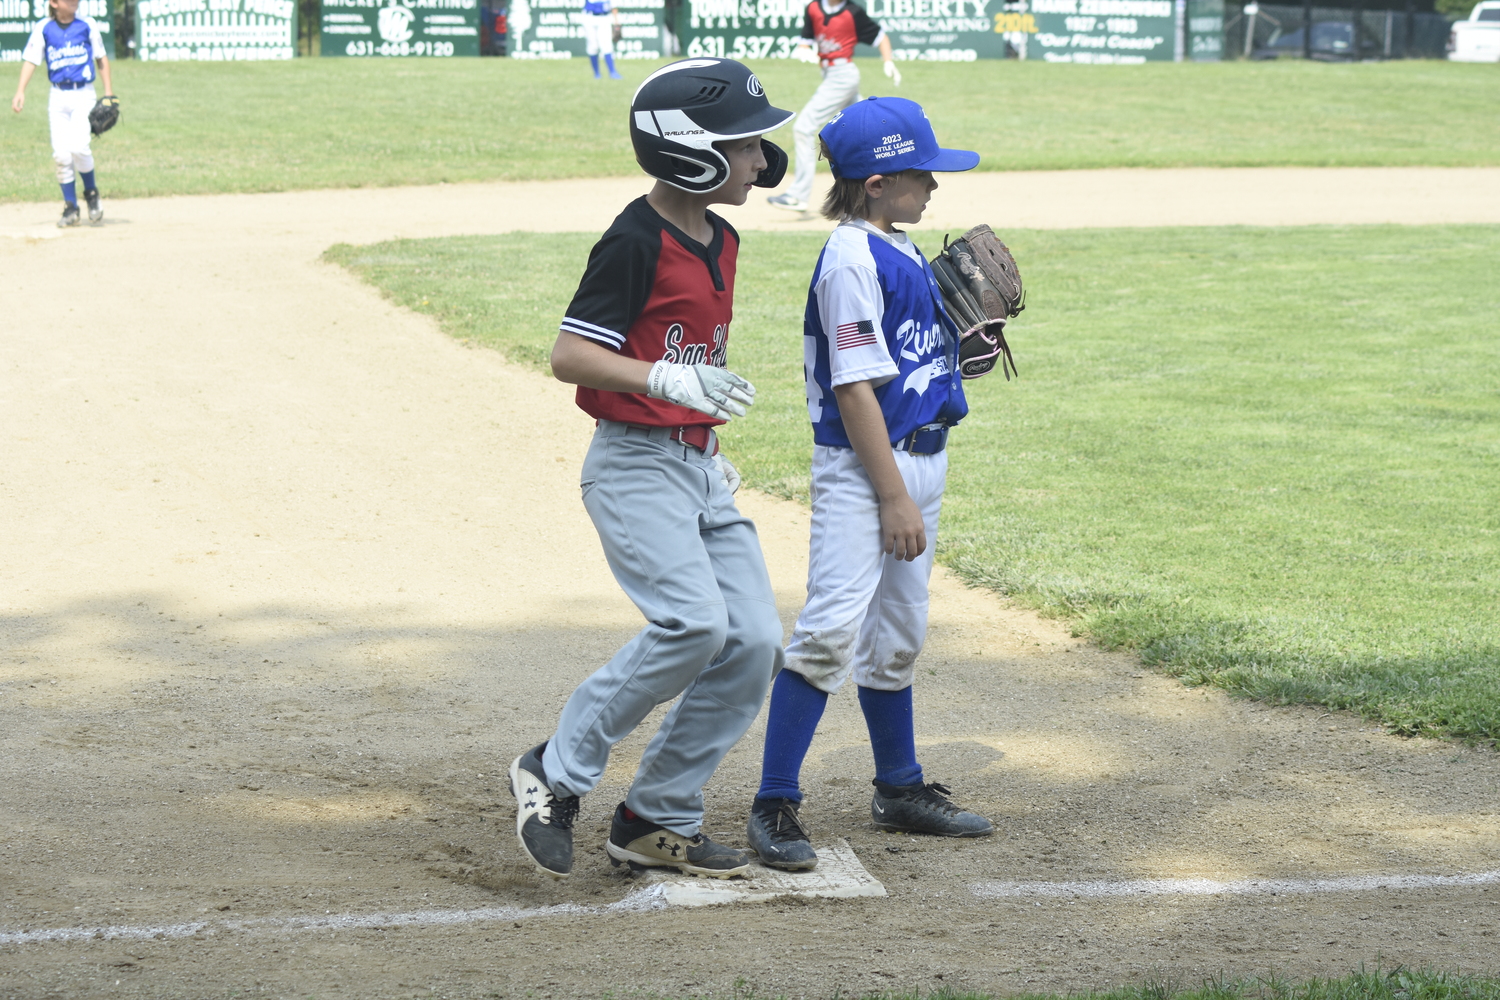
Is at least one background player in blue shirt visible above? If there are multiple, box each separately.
[582,0,621,79]
[747,97,998,871]
[11,0,114,228]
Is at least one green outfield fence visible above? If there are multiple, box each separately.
[90,0,1453,63]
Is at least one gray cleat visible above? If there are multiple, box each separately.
[58,202,80,228]
[746,796,819,871]
[871,779,995,838]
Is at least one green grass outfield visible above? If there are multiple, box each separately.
[4,58,1500,202]
[774,967,1500,1000]
[326,222,1500,745]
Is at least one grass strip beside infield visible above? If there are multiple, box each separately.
[326,223,1500,744]
[814,966,1500,1000]
[4,59,1500,202]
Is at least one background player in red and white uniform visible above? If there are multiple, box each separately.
[766,0,899,214]
[507,59,795,882]
[11,0,114,228]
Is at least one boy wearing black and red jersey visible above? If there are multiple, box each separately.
[507,59,796,882]
[766,0,901,214]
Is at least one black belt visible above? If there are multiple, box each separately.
[52,80,91,91]
[893,424,948,455]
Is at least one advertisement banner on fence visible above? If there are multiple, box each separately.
[2,0,114,63]
[1186,0,1221,58]
[136,0,293,60]
[1026,0,1176,61]
[321,0,479,56]
[506,0,664,59]
[681,0,1017,61]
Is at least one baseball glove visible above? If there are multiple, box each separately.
[88,95,120,136]
[930,224,1024,380]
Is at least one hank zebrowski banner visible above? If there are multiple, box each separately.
[1026,0,1175,61]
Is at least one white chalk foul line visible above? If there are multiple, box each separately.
[971,870,1500,901]
[0,884,675,948]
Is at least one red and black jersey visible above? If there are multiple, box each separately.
[560,196,738,428]
[801,0,883,65]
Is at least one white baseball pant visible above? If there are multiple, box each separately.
[783,443,947,694]
[48,84,96,185]
[582,11,614,55]
[785,61,862,206]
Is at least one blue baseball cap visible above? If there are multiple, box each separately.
[819,97,980,180]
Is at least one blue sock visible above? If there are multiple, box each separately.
[589,54,600,77]
[79,170,96,191]
[756,670,828,802]
[61,181,76,204]
[604,53,618,74]
[858,685,923,788]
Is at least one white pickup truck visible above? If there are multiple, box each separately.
[1449,0,1500,61]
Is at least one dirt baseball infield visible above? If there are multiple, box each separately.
[2,169,1498,1000]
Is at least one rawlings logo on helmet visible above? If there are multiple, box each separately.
[746,74,764,97]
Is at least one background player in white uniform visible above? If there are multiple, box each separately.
[11,0,113,228]
[508,59,795,881]
[766,0,900,213]
[582,0,622,79]
[747,97,996,871]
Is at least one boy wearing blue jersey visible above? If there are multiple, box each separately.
[746,97,995,871]
[12,0,114,228]
[581,0,622,79]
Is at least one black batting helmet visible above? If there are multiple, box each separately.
[630,58,795,194]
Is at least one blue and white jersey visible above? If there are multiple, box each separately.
[803,220,967,448]
[22,17,104,87]
[583,0,612,14]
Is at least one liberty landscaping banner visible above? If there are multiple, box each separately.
[321,0,479,56]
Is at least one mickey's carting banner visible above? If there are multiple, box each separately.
[680,0,1176,62]
[136,0,294,60]
[321,0,479,56]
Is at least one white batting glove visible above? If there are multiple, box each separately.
[647,361,756,421]
[793,44,819,64]
[883,60,902,86]
[712,453,741,494]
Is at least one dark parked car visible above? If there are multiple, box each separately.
[1252,21,1383,59]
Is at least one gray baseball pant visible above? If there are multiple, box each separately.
[542,421,785,836]
[786,61,862,206]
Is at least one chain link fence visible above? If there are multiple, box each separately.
[1223,1,1453,57]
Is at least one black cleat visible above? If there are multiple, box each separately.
[84,188,102,223]
[746,797,818,870]
[508,742,579,878]
[58,202,80,228]
[606,803,751,879]
[871,779,995,838]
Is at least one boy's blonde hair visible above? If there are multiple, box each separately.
[818,137,913,222]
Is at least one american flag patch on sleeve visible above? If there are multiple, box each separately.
[835,320,877,351]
